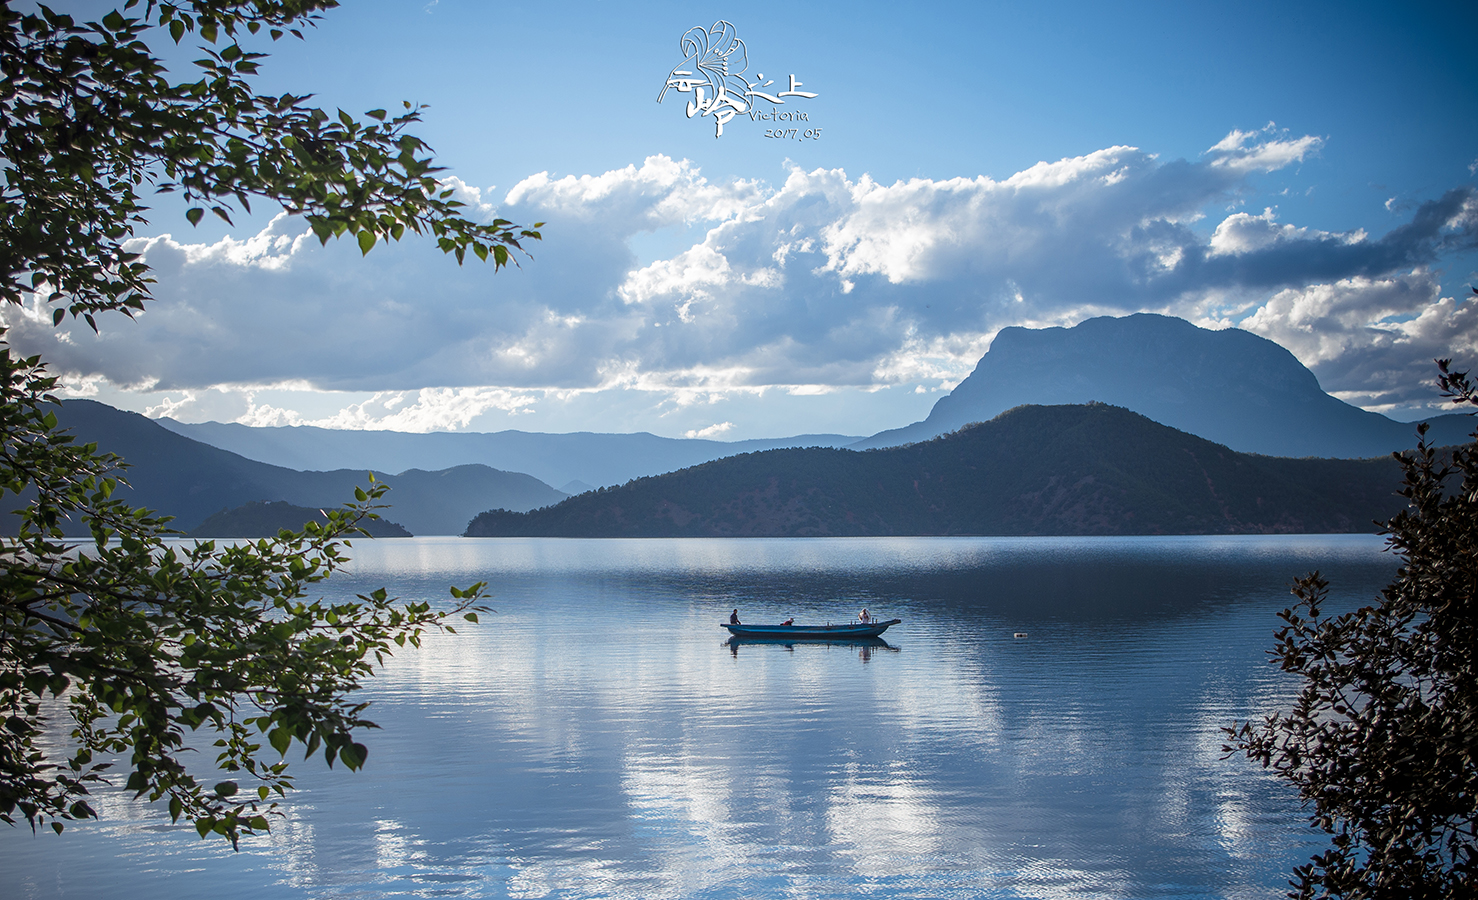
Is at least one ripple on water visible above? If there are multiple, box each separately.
[1,535,1389,899]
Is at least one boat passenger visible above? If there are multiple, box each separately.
[859,608,871,623]
[730,609,740,625]
[781,618,794,626]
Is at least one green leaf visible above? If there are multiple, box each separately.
[186,207,204,226]
[357,230,376,255]
[339,742,368,770]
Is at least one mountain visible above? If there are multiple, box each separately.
[465,403,1408,538]
[853,314,1474,456]
[189,500,413,538]
[362,464,566,536]
[154,419,864,490]
[1,400,567,535]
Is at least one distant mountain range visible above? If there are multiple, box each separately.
[155,419,863,492]
[854,314,1473,457]
[155,316,1472,493]
[23,314,1474,540]
[2,401,569,535]
[466,404,1408,538]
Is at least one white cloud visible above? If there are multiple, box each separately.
[1209,208,1351,256]
[870,329,998,390]
[306,388,539,432]
[129,211,314,271]
[1241,272,1438,363]
[1240,271,1478,406]
[1205,124,1322,175]
[505,156,763,226]
[684,422,734,439]
[6,134,1475,435]
[143,391,211,421]
[619,244,734,309]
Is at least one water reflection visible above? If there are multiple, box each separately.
[0,535,1396,900]
[725,636,899,660]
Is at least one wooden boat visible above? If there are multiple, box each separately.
[722,619,901,639]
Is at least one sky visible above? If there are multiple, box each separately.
[7,0,1478,440]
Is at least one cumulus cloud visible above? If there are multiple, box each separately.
[1205,124,1322,175]
[1208,208,1355,256]
[684,422,734,439]
[6,131,1477,432]
[304,388,540,432]
[1241,271,1478,409]
[505,156,763,226]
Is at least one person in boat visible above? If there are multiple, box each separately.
[859,608,871,623]
[781,617,794,626]
[730,609,740,625]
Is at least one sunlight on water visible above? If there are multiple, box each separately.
[1,535,1397,899]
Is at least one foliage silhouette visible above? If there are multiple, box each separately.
[1,0,528,845]
[1226,353,1478,899]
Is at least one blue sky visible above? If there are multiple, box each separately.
[10,0,1478,439]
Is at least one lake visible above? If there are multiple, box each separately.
[2,535,1400,899]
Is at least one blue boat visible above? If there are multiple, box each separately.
[722,619,901,639]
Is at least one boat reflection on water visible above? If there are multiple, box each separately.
[726,635,899,661]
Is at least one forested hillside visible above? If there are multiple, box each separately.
[467,404,1409,537]
[189,501,412,538]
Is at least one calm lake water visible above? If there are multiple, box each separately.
[2,535,1400,900]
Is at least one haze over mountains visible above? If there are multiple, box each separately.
[10,401,567,536]
[155,420,862,493]
[856,314,1473,456]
